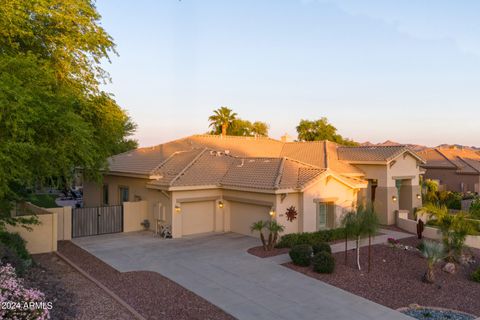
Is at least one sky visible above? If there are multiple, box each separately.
[96,0,480,147]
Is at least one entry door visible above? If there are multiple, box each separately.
[317,203,327,230]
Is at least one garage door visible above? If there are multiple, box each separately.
[182,201,215,236]
[230,202,271,236]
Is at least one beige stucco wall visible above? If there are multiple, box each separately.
[7,213,58,254]
[49,206,72,241]
[275,193,301,235]
[302,176,358,233]
[355,154,422,225]
[123,200,149,232]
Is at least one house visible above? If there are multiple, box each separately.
[419,147,480,193]
[83,135,424,238]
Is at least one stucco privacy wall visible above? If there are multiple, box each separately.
[123,200,149,232]
[49,206,72,241]
[7,213,58,254]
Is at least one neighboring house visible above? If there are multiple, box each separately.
[419,147,480,193]
[83,135,424,238]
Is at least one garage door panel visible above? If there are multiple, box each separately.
[230,202,270,236]
[182,201,215,236]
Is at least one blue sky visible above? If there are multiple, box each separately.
[96,0,480,147]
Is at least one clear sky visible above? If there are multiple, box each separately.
[96,0,480,147]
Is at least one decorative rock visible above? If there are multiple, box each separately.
[442,262,456,274]
[459,254,475,265]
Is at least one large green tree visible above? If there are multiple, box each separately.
[0,0,137,228]
[296,118,357,146]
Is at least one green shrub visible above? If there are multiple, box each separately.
[312,242,332,255]
[312,251,335,274]
[471,267,480,283]
[0,243,27,276]
[277,228,345,248]
[289,244,312,267]
[0,231,30,261]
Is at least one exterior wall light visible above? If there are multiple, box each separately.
[175,203,181,213]
[269,208,276,217]
[218,200,224,209]
[392,196,398,202]
[416,194,421,200]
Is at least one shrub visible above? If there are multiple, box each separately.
[277,228,345,248]
[471,267,480,283]
[0,231,30,260]
[312,242,332,255]
[0,264,50,320]
[289,244,312,267]
[312,251,335,274]
[0,243,27,276]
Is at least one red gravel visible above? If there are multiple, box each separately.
[247,246,290,258]
[58,241,234,320]
[285,237,480,316]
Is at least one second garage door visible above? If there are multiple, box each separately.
[230,202,271,236]
[182,201,215,236]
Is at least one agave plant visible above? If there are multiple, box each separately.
[420,240,444,284]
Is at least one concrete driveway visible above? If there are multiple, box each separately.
[74,232,412,320]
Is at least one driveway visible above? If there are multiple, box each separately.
[74,232,412,320]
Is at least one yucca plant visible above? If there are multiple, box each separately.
[250,220,268,251]
[420,240,444,284]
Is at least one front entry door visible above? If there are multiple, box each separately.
[317,203,327,230]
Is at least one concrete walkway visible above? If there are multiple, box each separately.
[74,231,413,320]
[267,228,413,264]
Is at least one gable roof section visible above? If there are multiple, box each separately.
[420,148,480,174]
[337,145,425,163]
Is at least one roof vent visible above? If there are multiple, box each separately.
[224,150,230,155]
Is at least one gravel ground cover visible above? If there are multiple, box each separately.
[284,237,480,316]
[25,253,134,320]
[58,241,234,320]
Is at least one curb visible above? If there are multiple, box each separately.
[55,251,146,320]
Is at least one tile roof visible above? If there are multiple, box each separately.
[337,145,422,162]
[108,134,423,190]
[420,148,480,174]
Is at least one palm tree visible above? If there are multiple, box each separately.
[420,240,444,283]
[265,220,285,250]
[250,220,267,250]
[360,205,379,273]
[208,107,237,136]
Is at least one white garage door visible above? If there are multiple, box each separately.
[182,201,215,236]
[230,202,271,236]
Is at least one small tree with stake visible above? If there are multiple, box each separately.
[341,211,356,266]
[360,205,379,273]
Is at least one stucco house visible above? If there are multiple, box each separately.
[419,147,480,193]
[83,135,424,238]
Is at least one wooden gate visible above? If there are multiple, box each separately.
[72,206,123,238]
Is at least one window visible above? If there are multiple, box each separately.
[102,184,109,205]
[119,186,129,204]
[317,203,327,230]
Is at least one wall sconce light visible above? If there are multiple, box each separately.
[416,194,421,200]
[392,196,398,202]
[218,200,224,209]
[269,207,276,217]
[174,203,181,213]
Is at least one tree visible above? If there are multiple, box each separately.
[250,220,268,251]
[341,209,365,270]
[360,205,379,273]
[265,220,285,250]
[228,119,269,137]
[0,0,137,229]
[296,118,357,146]
[341,211,356,266]
[420,240,444,284]
[422,179,439,205]
[208,107,237,136]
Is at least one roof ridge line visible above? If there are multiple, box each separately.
[456,156,480,173]
[273,157,286,189]
[169,148,209,186]
[149,150,193,175]
[324,141,329,168]
[434,148,458,168]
